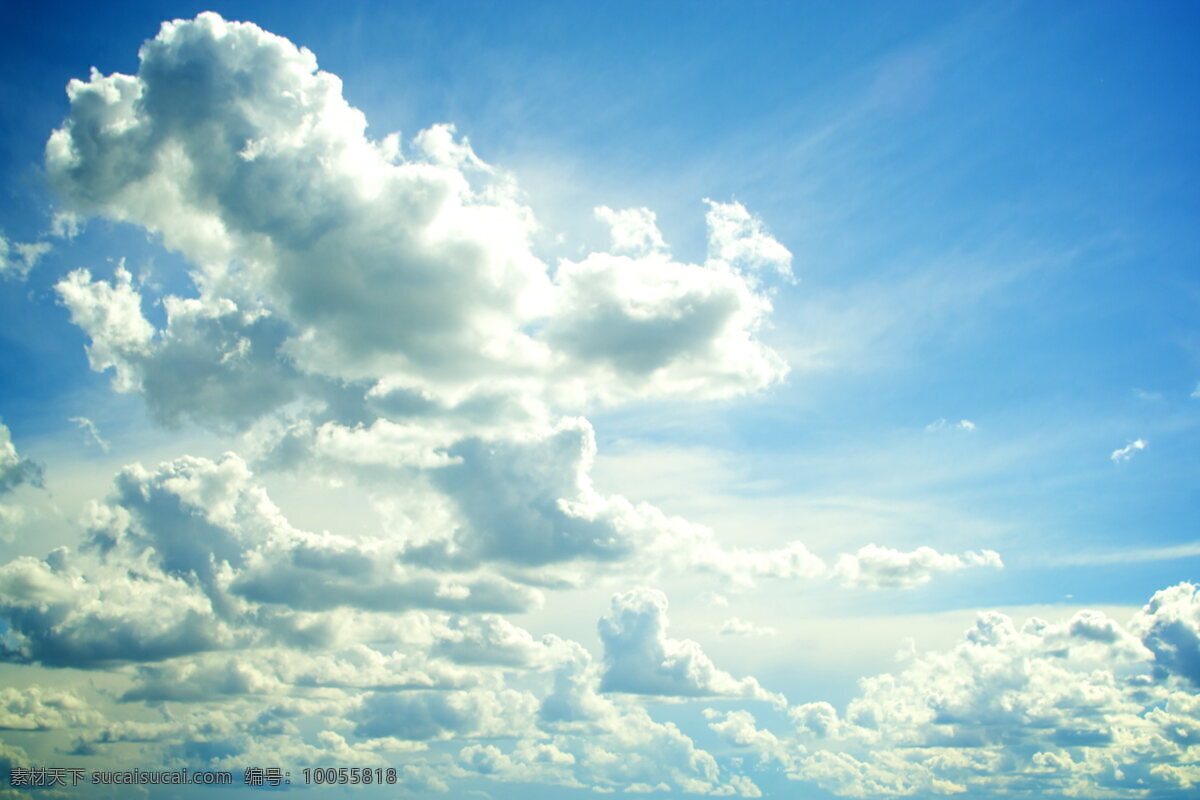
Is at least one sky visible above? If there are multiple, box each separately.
[0,1,1198,798]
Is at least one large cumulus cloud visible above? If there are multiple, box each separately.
[47,12,792,425]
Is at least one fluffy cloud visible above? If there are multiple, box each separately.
[352,689,537,741]
[598,588,784,705]
[46,12,791,428]
[55,266,155,394]
[705,585,1200,798]
[430,614,551,667]
[58,267,302,425]
[106,453,533,615]
[0,553,235,666]
[402,411,1001,591]
[0,233,49,279]
[703,709,791,768]
[0,451,543,669]
[5,581,765,797]
[594,205,668,257]
[113,625,528,704]
[120,656,285,703]
[719,618,778,638]
[703,199,794,278]
[46,24,549,387]
[1136,582,1200,687]
[833,544,1002,590]
[0,422,42,496]
[546,200,789,400]
[413,418,638,568]
[0,687,99,731]
[527,638,762,795]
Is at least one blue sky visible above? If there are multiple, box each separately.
[0,2,1198,798]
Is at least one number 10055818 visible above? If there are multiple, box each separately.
[301,768,398,785]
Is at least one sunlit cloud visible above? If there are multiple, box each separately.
[1111,438,1147,463]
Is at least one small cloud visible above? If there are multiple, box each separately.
[0,422,44,495]
[50,212,83,240]
[598,588,784,705]
[1133,388,1163,401]
[718,617,777,638]
[0,233,50,280]
[595,206,668,257]
[833,544,1002,590]
[1110,439,1147,463]
[1191,382,1200,399]
[925,418,975,432]
[69,417,109,453]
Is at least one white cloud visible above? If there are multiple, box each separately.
[58,269,302,426]
[0,233,50,279]
[391,410,1003,592]
[598,588,785,706]
[595,206,669,257]
[120,656,286,703]
[46,12,791,425]
[69,417,109,452]
[412,417,641,568]
[1,450,547,669]
[430,614,555,668]
[705,709,793,768]
[352,689,538,742]
[718,618,778,638]
[530,639,757,795]
[708,585,1200,798]
[547,248,785,396]
[56,266,155,393]
[1135,582,1200,687]
[924,418,975,432]
[0,422,43,496]
[80,621,763,797]
[0,687,100,731]
[703,199,793,279]
[0,423,44,545]
[1111,438,1147,462]
[833,544,1002,590]
[0,554,236,666]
